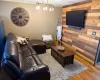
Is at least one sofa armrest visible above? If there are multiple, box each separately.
[21,65,50,80]
[1,59,21,80]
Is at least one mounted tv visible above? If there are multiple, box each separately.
[66,10,87,29]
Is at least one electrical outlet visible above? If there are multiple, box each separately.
[92,32,96,36]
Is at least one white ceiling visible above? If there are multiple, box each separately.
[0,0,89,7]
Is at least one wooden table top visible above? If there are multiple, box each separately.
[51,46,74,57]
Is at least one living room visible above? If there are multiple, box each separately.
[0,0,100,80]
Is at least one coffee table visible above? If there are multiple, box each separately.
[51,46,74,67]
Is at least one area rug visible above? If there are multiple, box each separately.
[38,49,88,80]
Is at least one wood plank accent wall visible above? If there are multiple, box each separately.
[62,0,100,65]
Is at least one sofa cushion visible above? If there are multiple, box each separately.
[21,47,32,57]
[19,54,37,71]
[3,42,19,67]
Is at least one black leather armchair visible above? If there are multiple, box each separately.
[1,33,50,80]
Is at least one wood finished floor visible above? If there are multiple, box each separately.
[68,55,100,80]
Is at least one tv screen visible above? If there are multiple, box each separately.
[66,10,86,28]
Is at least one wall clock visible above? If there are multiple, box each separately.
[11,7,29,26]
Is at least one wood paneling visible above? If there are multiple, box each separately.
[72,6,91,11]
[63,0,92,8]
[62,0,100,65]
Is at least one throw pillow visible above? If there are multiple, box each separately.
[17,36,28,45]
[42,35,53,41]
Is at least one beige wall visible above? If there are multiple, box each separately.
[0,1,62,39]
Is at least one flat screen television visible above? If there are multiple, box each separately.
[66,10,87,29]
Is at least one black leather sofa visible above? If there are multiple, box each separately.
[1,33,50,80]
